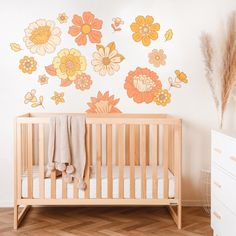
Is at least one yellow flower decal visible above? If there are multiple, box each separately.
[130,15,160,46]
[57,13,68,23]
[19,56,37,74]
[24,89,44,108]
[51,91,65,105]
[52,48,86,81]
[175,70,188,83]
[153,89,171,107]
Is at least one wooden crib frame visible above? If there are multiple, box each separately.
[14,113,182,230]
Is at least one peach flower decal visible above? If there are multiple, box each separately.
[51,91,65,105]
[91,42,125,76]
[148,49,166,68]
[124,67,162,104]
[86,91,121,113]
[153,89,171,107]
[38,74,49,85]
[19,56,37,74]
[68,12,103,46]
[130,15,160,46]
[74,73,92,91]
[23,19,61,56]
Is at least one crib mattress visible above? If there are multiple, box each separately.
[22,165,175,199]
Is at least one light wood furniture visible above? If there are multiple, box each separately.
[211,130,236,236]
[14,113,182,230]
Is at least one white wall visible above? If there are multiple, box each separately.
[1,0,236,206]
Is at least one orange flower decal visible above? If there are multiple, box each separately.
[68,11,103,46]
[124,67,162,104]
[86,91,121,113]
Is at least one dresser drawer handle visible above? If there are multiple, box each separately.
[230,156,236,163]
[214,148,222,154]
[213,211,221,220]
[214,181,222,188]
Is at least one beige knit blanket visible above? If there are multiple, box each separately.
[46,115,87,190]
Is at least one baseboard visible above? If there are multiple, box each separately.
[0,200,13,207]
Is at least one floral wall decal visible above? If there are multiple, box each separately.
[164,29,173,41]
[51,91,65,105]
[111,17,124,32]
[130,15,160,46]
[168,70,188,89]
[23,19,61,56]
[86,91,121,113]
[124,67,162,103]
[68,12,103,46]
[45,48,89,90]
[38,74,49,85]
[10,43,22,52]
[74,73,92,91]
[19,56,37,74]
[91,42,125,76]
[148,49,167,68]
[24,89,44,108]
[57,13,68,24]
[153,89,171,106]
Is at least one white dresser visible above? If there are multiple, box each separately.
[211,130,236,236]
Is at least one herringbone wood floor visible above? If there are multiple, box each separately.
[0,207,213,236]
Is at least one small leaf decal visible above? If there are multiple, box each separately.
[164,29,173,41]
[107,42,116,52]
[31,103,40,108]
[45,64,57,76]
[60,79,73,87]
[117,53,125,62]
[39,96,43,103]
[10,43,22,52]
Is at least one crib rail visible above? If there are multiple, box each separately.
[15,113,181,206]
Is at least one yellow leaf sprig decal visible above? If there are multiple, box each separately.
[164,29,173,41]
[10,43,22,52]
[168,70,188,89]
[24,89,44,108]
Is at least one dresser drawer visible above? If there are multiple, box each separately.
[212,164,236,214]
[212,131,236,177]
[211,198,236,236]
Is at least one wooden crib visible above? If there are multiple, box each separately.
[14,113,182,229]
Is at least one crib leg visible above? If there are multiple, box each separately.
[13,204,31,230]
[167,204,182,229]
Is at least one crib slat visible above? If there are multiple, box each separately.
[134,125,140,165]
[140,125,146,199]
[152,125,158,199]
[163,125,169,199]
[62,172,67,199]
[39,124,45,199]
[117,124,124,199]
[85,124,92,199]
[27,124,33,199]
[51,170,56,199]
[106,124,112,198]
[73,178,78,199]
[146,125,149,165]
[130,125,135,199]
[125,125,130,165]
[17,123,22,200]
[96,124,102,198]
